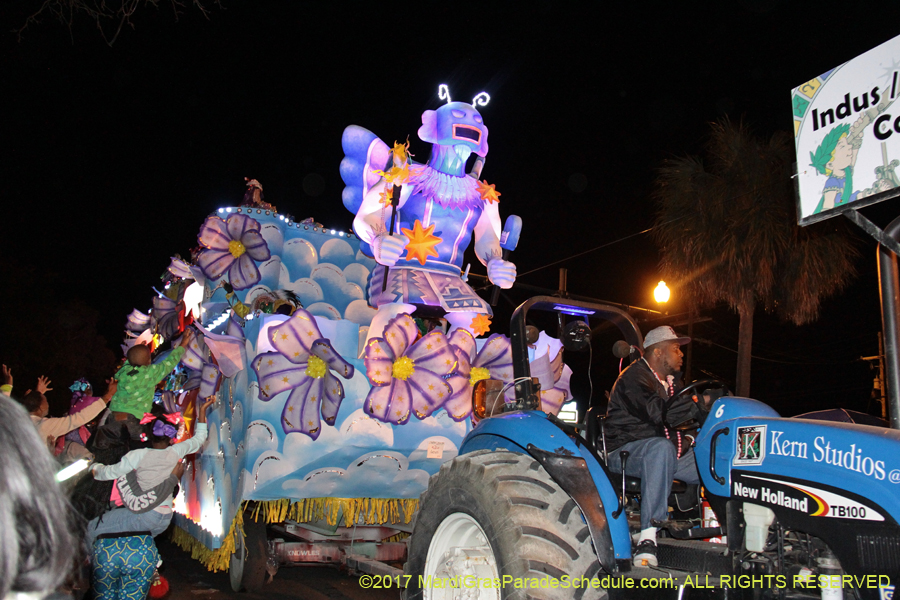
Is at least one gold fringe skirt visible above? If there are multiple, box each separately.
[171,497,419,572]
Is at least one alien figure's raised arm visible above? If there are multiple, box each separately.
[352,179,412,246]
[473,197,503,266]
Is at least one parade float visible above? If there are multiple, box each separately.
[121,87,574,588]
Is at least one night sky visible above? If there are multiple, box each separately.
[2,0,900,417]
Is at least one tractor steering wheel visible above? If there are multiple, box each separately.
[674,379,731,403]
[666,379,731,429]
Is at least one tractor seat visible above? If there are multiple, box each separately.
[610,473,688,495]
[591,413,688,495]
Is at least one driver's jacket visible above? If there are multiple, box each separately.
[604,359,706,452]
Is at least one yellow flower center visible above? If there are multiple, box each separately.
[228,239,246,258]
[305,355,327,379]
[469,367,490,387]
[392,356,416,380]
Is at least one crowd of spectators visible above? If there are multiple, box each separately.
[1,339,209,600]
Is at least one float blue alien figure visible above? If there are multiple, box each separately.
[341,85,518,341]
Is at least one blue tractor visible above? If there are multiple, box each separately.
[403,297,900,599]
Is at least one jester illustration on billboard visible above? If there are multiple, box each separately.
[341,85,518,341]
[808,111,897,215]
[792,34,900,224]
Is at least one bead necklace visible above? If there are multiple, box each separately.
[642,358,683,458]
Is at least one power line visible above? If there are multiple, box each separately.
[517,225,657,278]
[516,174,791,280]
[697,338,863,366]
[700,320,876,362]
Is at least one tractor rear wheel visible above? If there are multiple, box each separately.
[404,449,607,600]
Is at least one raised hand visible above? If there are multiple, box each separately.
[179,329,195,348]
[197,397,216,424]
[36,376,53,394]
[102,378,118,401]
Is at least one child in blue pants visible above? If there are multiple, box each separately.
[92,533,158,600]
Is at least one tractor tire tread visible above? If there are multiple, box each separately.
[403,450,606,600]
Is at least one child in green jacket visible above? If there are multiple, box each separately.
[108,330,194,439]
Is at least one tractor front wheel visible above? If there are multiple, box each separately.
[403,449,607,600]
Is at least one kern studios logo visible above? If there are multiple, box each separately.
[734,425,767,466]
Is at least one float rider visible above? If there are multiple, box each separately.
[604,326,714,567]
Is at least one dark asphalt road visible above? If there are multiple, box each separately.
[154,536,725,600]
[156,537,400,600]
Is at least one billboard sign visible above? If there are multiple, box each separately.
[793,35,900,226]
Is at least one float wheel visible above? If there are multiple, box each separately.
[229,512,268,593]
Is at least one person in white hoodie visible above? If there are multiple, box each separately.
[85,396,214,544]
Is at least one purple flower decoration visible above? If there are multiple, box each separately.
[151,295,183,341]
[167,257,194,280]
[179,328,221,399]
[226,313,245,340]
[180,328,212,373]
[197,214,270,290]
[538,348,572,416]
[444,331,513,421]
[184,369,204,392]
[120,328,152,357]
[200,363,222,400]
[160,391,179,414]
[363,313,457,424]
[253,309,354,440]
[125,309,151,333]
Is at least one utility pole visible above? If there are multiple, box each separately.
[878,332,887,420]
[685,307,694,382]
[876,216,900,429]
[861,332,887,419]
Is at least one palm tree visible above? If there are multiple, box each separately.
[653,118,859,396]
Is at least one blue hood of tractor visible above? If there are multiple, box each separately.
[696,397,900,523]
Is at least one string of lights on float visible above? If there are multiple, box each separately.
[215,207,355,237]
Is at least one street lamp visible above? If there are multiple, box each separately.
[654,281,670,304]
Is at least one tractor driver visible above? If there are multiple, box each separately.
[604,326,714,567]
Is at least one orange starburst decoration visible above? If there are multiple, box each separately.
[401,219,442,265]
[379,185,394,206]
[470,314,492,336]
[477,180,501,204]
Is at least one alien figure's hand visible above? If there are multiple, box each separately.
[487,258,516,289]
[373,233,409,267]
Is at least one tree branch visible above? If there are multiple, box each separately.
[15,0,221,47]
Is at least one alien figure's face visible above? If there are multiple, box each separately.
[418,101,489,159]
